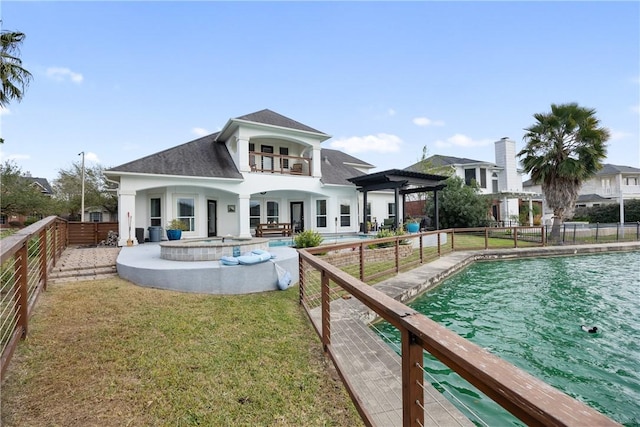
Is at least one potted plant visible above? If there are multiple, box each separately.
[166,219,188,240]
[405,217,420,233]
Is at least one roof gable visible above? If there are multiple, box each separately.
[235,109,326,134]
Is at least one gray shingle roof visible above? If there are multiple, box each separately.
[577,194,612,203]
[597,164,640,175]
[26,177,52,194]
[405,155,496,172]
[234,109,327,135]
[319,149,374,185]
[106,133,243,179]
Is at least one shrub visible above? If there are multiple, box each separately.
[294,230,323,248]
[166,219,189,231]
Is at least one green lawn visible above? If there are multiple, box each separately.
[1,278,362,427]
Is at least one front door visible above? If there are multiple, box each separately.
[208,200,217,237]
[290,201,303,233]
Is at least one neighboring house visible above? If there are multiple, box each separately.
[0,175,53,228]
[406,138,537,225]
[523,164,640,222]
[82,206,117,223]
[104,109,399,246]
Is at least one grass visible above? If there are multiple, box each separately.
[1,278,362,427]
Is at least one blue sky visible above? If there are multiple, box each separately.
[1,1,639,183]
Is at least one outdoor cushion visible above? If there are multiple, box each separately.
[236,254,264,265]
[220,256,239,266]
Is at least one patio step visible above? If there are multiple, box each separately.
[49,265,118,284]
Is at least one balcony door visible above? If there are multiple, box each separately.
[261,145,274,171]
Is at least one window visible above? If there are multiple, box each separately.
[480,168,487,188]
[388,203,396,220]
[492,173,499,193]
[150,197,161,226]
[464,168,476,186]
[89,212,102,222]
[340,200,350,227]
[0,214,6,225]
[267,201,279,223]
[366,202,372,223]
[316,200,327,228]
[279,147,289,169]
[177,198,195,231]
[625,177,638,186]
[250,200,261,229]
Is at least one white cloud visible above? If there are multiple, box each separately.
[0,106,10,116]
[0,148,30,162]
[329,133,403,154]
[631,104,640,115]
[192,127,209,137]
[434,133,493,148]
[387,108,396,117]
[46,67,84,84]
[610,130,633,141]
[413,116,445,127]
[79,151,100,164]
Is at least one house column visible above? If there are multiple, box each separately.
[118,189,137,246]
[362,190,368,233]
[237,194,252,239]
[238,137,251,172]
[528,198,534,226]
[618,173,625,237]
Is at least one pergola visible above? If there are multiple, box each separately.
[348,169,449,231]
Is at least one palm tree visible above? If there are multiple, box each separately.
[518,103,610,242]
[1,28,32,108]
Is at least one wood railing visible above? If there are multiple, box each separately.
[1,216,67,380]
[249,151,311,176]
[298,228,630,426]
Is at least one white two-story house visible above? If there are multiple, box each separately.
[523,163,640,222]
[104,109,403,246]
[406,137,536,225]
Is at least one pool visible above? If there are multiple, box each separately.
[374,251,640,426]
[267,234,374,247]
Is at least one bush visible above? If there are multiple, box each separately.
[294,230,323,248]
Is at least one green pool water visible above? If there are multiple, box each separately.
[374,251,640,426]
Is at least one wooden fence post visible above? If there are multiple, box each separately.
[15,244,29,338]
[401,328,423,427]
[321,270,330,352]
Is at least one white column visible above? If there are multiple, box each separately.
[529,198,533,226]
[618,173,625,237]
[118,189,137,246]
[238,137,250,172]
[237,194,252,239]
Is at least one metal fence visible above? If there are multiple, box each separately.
[1,217,67,380]
[298,227,630,426]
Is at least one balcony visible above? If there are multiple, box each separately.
[249,151,311,176]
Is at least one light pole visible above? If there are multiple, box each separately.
[79,151,85,222]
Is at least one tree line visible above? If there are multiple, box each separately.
[1,160,117,225]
